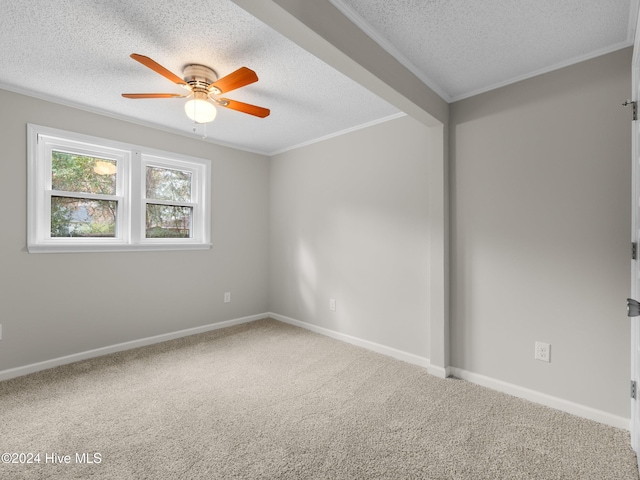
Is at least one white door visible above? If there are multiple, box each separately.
[631,9,640,455]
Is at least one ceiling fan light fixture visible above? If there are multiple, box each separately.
[185,91,217,123]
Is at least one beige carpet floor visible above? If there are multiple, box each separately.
[0,318,638,479]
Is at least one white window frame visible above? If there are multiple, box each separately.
[27,124,211,253]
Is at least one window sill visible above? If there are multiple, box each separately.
[27,242,212,254]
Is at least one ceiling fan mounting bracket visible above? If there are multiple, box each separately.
[183,64,218,91]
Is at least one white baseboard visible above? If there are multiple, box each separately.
[449,367,630,431]
[0,313,268,382]
[269,312,431,369]
[427,365,451,379]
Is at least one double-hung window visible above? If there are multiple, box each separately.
[28,124,211,253]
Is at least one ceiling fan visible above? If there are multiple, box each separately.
[122,53,270,124]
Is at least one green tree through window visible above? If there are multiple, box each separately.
[50,151,117,237]
[145,166,192,238]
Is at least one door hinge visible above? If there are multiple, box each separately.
[633,242,638,260]
[632,380,637,400]
[623,100,638,120]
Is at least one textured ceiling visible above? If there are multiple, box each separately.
[332,0,638,101]
[0,0,400,155]
[0,1,637,154]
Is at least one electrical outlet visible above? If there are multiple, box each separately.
[0,323,2,340]
[329,299,336,311]
[224,292,231,303]
[535,341,550,362]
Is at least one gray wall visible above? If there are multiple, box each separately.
[0,89,270,371]
[450,47,632,417]
[269,115,431,358]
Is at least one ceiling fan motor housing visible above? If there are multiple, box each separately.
[183,64,219,92]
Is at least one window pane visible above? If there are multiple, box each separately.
[146,204,192,238]
[146,166,191,202]
[51,197,117,237]
[51,151,117,195]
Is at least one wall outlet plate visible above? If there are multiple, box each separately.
[535,341,550,362]
[224,292,231,303]
[329,299,336,311]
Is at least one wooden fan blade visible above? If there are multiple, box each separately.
[130,53,187,86]
[219,99,270,118]
[210,67,258,94]
[122,93,187,99]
